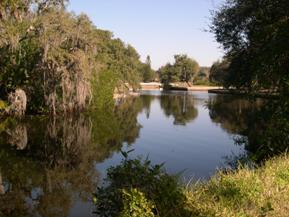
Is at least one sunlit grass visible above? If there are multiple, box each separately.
[94,153,289,217]
[185,154,289,217]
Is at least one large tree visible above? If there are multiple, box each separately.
[0,0,144,114]
[211,0,289,92]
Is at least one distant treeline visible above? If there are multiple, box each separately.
[156,54,212,86]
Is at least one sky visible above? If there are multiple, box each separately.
[68,0,225,69]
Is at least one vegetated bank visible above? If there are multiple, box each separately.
[156,54,218,91]
[93,0,289,215]
[93,153,289,217]
[0,0,154,116]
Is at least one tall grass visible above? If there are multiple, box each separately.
[185,154,289,217]
[94,153,289,217]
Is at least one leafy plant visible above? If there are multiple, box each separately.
[120,188,155,217]
[94,151,191,217]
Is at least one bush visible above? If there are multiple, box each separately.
[94,152,289,217]
[120,188,155,217]
[94,152,191,217]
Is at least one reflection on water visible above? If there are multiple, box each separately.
[207,94,288,164]
[158,92,198,125]
[0,91,272,217]
[0,98,145,217]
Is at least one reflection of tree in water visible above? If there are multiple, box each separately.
[91,96,154,161]
[160,93,198,125]
[0,96,149,217]
[208,95,263,135]
[0,115,98,217]
[207,95,289,164]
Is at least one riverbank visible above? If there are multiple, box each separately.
[185,154,289,216]
[208,89,279,98]
[94,154,289,217]
[140,82,222,91]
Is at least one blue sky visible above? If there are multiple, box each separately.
[68,0,224,69]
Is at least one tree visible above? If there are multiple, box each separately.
[158,55,199,84]
[174,55,199,82]
[0,0,144,114]
[209,60,230,86]
[211,0,289,92]
[142,55,155,82]
[158,63,176,85]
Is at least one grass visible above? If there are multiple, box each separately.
[94,153,289,217]
[185,154,289,217]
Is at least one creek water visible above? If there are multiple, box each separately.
[0,91,262,217]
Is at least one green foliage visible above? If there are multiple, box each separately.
[94,153,289,217]
[209,60,230,86]
[94,153,190,217]
[120,188,155,217]
[211,0,289,91]
[193,67,212,85]
[91,70,117,109]
[141,55,155,82]
[0,1,144,115]
[95,33,143,90]
[158,54,199,84]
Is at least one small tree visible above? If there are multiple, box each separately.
[174,55,199,82]
[158,55,199,84]
[142,55,155,82]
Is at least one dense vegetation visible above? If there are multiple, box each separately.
[210,0,289,93]
[0,0,288,216]
[0,0,152,115]
[94,154,190,217]
[94,153,289,217]
[209,60,229,86]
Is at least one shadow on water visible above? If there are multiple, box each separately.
[0,97,148,217]
[207,94,289,165]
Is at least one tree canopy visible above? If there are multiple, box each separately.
[211,0,289,92]
[209,60,230,85]
[158,55,199,84]
[0,0,145,115]
[141,55,155,82]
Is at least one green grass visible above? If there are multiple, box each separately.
[94,153,289,217]
[185,154,289,217]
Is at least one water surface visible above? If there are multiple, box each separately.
[0,91,259,217]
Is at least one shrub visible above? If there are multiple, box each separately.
[94,152,191,217]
